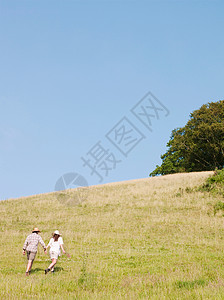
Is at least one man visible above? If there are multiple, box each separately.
[23,227,47,276]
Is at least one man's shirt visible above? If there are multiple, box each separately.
[23,233,46,253]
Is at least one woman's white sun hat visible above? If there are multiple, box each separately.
[54,230,61,236]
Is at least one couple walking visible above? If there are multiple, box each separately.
[23,228,66,276]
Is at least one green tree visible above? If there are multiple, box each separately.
[150,100,224,176]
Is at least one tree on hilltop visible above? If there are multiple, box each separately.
[150,100,224,176]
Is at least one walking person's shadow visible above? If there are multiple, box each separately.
[30,267,64,274]
[52,266,64,273]
[29,268,43,274]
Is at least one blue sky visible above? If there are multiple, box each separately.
[0,0,223,199]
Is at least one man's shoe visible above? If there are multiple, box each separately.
[45,268,50,274]
[25,272,29,276]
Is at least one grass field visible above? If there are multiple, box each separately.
[1,171,224,299]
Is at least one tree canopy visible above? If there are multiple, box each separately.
[150,100,224,176]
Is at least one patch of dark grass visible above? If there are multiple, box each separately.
[78,252,96,290]
[213,201,224,215]
[175,279,207,289]
[175,188,184,197]
[185,187,194,193]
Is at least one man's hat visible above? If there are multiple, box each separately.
[32,227,41,233]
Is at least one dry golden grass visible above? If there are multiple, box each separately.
[1,171,224,299]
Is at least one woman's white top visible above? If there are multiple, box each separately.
[47,237,63,255]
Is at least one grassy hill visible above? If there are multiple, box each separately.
[1,171,224,299]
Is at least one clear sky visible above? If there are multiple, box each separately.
[0,0,223,200]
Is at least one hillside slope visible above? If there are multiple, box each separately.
[1,171,224,299]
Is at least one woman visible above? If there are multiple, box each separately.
[45,230,66,274]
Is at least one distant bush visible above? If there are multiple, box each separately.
[199,169,224,197]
